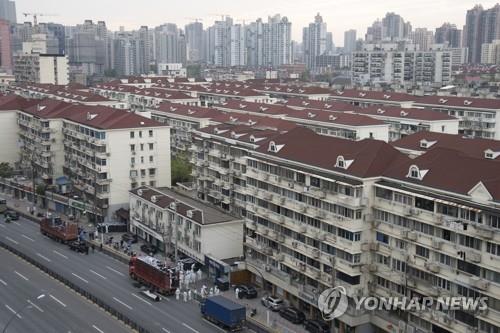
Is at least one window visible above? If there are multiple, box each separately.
[139,131,142,138]
[130,144,135,152]
[149,130,153,137]
[149,168,156,176]
[149,181,156,187]
[376,232,389,244]
[149,143,154,150]
[310,177,320,188]
[130,131,134,139]
[415,245,429,258]
[141,156,144,163]
[336,156,345,168]
[408,165,420,179]
[149,156,154,163]
[268,141,277,152]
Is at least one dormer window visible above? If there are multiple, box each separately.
[407,165,428,180]
[439,98,448,104]
[484,149,500,159]
[328,115,337,121]
[400,111,408,117]
[249,135,255,143]
[336,156,345,168]
[269,141,277,152]
[464,100,472,106]
[419,139,437,149]
[307,112,316,118]
[377,108,385,114]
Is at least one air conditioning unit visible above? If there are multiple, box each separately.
[431,240,443,249]
[424,262,440,273]
[469,277,489,290]
[288,182,294,189]
[469,252,481,263]
[292,241,298,248]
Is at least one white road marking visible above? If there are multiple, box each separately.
[71,273,89,283]
[49,294,67,307]
[5,304,22,318]
[0,224,5,228]
[92,325,104,333]
[131,293,151,306]
[0,279,7,286]
[182,323,200,333]
[13,222,21,226]
[22,234,35,242]
[202,318,227,332]
[161,328,170,333]
[89,269,107,280]
[105,266,124,277]
[112,297,132,310]
[5,236,18,245]
[14,271,28,281]
[36,253,52,262]
[53,250,68,259]
[27,300,44,313]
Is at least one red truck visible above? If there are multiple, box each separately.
[129,255,179,295]
[40,217,78,244]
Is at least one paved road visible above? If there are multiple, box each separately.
[0,215,236,333]
[0,247,131,333]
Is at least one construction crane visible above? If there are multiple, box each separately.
[22,12,57,26]
[185,17,203,23]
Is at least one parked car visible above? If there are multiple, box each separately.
[233,284,258,299]
[121,233,138,244]
[279,307,306,324]
[304,319,331,333]
[140,243,158,254]
[261,295,284,311]
[4,210,19,220]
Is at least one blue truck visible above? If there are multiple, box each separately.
[200,295,246,331]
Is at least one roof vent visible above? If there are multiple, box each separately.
[137,189,143,196]
[187,210,193,218]
[400,111,408,117]
[439,98,448,104]
[151,195,157,203]
[383,94,391,99]
[329,115,337,121]
[464,100,472,106]
[140,121,145,125]
[307,112,316,118]
[377,108,385,114]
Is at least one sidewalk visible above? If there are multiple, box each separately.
[220,289,306,333]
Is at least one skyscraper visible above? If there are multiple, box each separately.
[0,19,12,73]
[302,13,327,69]
[382,12,406,40]
[435,23,462,48]
[464,4,500,63]
[365,20,382,42]
[265,14,292,68]
[0,0,15,23]
[410,28,434,51]
[344,29,357,53]
[155,23,186,65]
[185,21,204,62]
[213,17,232,67]
[230,24,246,67]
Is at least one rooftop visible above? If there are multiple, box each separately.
[130,186,239,225]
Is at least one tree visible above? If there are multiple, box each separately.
[0,162,13,178]
[186,64,201,79]
[171,153,192,185]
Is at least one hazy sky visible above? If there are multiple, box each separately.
[16,0,500,45]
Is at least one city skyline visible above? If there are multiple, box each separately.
[15,0,500,45]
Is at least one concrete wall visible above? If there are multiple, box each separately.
[0,110,19,164]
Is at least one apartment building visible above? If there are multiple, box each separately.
[13,83,125,108]
[373,147,500,333]
[90,83,200,111]
[216,100,390,141]
[346,105,459,141]
[129,186,243,263]
[391,131,500,159]
[188,124,500,333]
[61,106,171,220]
[0,95,38,164]
[17,99,73,184]
[351,47,452,87]
[329,89,500,140]
[14,53,69,85]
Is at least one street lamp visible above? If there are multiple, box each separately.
[2,294,45,333]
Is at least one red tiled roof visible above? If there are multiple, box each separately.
[282,98,357,111]
[217,100,289,115]
[353,105,457,121]
[414,95,500,110]
[392,131,500,160]
[282,108,386,126]
[383,147,500,201]
[255,127,409,178]
[0,95,39,111]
